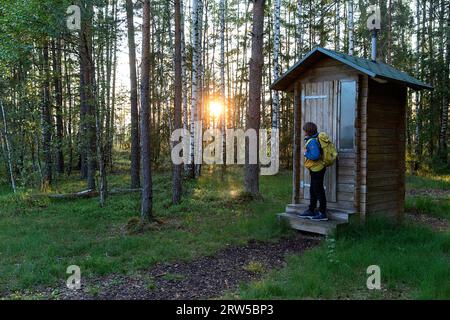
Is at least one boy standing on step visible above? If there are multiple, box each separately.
[299,122,328,221]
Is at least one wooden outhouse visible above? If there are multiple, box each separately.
[274,47,432,235]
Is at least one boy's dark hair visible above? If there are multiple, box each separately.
[303,122,318,136]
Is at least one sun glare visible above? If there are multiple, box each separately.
[209,100,223,119]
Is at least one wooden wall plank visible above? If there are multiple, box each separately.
[366,79,406,218]
[292,82,302,204]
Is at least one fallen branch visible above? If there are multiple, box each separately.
[31,188,142,200]
[109,188,142,195]
[48,189,96,199]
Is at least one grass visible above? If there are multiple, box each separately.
[238,171,450,300]
[0,167,293,294]
[239,218,450,299]
[162,273,186,282]
[405,166,449,219]
[243,261,266,274]
[406,173,450,190]
[1,164,449,299]
[405,197,450,219]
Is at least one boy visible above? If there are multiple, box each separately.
[299,122,328,221]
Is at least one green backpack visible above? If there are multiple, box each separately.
[317,132,338,167]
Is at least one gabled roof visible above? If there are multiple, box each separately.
[271,47,433,91]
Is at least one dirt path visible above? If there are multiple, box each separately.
[407,213,449,232]
[407,188,450,199]
[37,234,320,300]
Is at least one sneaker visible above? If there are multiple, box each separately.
[311,212,329,221]
[298,209,316,219]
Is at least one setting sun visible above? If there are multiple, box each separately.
[209,100,223,119]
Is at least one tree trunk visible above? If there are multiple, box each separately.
[126,0,140,188]
[42,40,53,187]
[190,0,201,179]
[297,0,304,57]
[79,2,96,190]
[348,0,354,55]
[439,0,449,163]
[427,3,435,157]
[335,0,340,51]
[140,0,153,222]
[0,101,17,193]
[271,0,281,173]
[173,0,183,204]
[181,0,189,173]
[245,0,265,195]
[387,0,393,64]
[414,0,422,170]
[220,0,227,179]
[195,0,204,178]
[52,39,65,174]
[108,1,118,171]
[63,44,74,176]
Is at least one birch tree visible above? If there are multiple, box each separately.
[335,0,341,51]
[0,101,16,192]
[220,0,227,177]
[190,0,201,179]
[348,0,354,55]
[297,0,304,57]
[271,0,281,173]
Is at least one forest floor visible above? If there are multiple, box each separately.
[27,234,320,300]
[0,164,449,300]
[238,172,450,300]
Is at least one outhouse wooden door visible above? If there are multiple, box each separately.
[301,81,338,203]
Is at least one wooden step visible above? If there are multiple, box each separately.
[286,204,356,222]
[277,213,347,236]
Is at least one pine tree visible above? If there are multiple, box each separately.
[245,0,265,195]
[140,0,153,222]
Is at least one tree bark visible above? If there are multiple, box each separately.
[414,0,422,170]
[63,43,74,176]
[335,0,340,51]
[245,0,265,195]
[271,0,281,174]
[42,40,53,187]
[79,1,96,190]
[348,0,354,55]
[190,0,202,179]
[297,0,304,57]
[173,0,183,204]
[140,0,153,222]
[387,0,393,64]
[220,0,227,179]
[95,94,107,207]
[439,0,449,162]
[51,39,65,174]
[0,101,17,193]
[181,0,189,175]
[126,0,140,188]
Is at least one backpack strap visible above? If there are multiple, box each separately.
[305,137,323,155]
[305,138,315,147]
